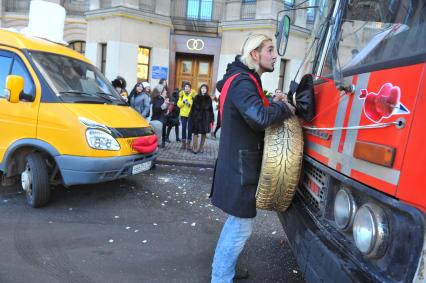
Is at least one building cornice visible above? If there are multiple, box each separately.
[85,6,172,28]
[219,19,311,37]
[219,19,276,31]
[0,12,87,25]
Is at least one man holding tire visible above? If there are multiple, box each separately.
[210,34,295,282]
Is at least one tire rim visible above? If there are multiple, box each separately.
[21,163,32,194]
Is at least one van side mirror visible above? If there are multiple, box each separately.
[5,75,24,103]
[276,15,291,56]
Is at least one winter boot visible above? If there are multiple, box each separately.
[192,134,199,154]
[175,126,181,142]
[199,134,206,153]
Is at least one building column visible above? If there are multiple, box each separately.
[105,41,139,89]
[224,0,242,21]
[0,0,3,28]
[111,0,139,9]
[155,0,171,16]
[89,0,100,10]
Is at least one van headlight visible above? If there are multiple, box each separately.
[353,203,389,258]
[85,129,120,151]
[334,188,357,230]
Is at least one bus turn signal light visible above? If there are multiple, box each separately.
[353,141,396,168]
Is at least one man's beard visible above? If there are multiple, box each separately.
[259,55,274,73]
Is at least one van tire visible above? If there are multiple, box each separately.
[256,116,304,212]
[21,153,50,208]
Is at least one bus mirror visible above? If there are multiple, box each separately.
[5,75,24,103]
[276,15,291,56]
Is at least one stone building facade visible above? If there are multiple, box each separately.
[0,0,315,93]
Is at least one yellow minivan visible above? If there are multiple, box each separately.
[0,29,157,207]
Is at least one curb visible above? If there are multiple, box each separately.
[155,159,215,168]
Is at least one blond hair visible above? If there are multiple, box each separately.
[239,34,273,73]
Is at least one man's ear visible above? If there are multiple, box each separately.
[250,49,260,62]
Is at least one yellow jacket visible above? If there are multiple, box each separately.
[177,90,196,117]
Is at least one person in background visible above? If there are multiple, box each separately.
[112,76,129,102]
[166,88,181,142]
[274,88,283,98]
[159,78,168,92]
[212,94,221,139]
[177,82,195,150]
[189,84,214,154]
[210,34,295,282]
[151,87,170,148]
[151,84,162,103]
[129,82,151,118]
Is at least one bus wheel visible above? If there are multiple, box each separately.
[256,116,303,212]
[21,153,51,208]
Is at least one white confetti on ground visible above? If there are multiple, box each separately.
[48,221,53,224]
[153,223,158,226]
[272,231,277,235]
[191,222,196,227]
[215,218,220,221]
[109,239,114,243]
[293,270,298,274]
[142,240,148,244]
[114,216,120,219]
[183,221,188,224]
[161,203,165,206]
[126,227,131,230]
[134,230,139,233]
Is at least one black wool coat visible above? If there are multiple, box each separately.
[189,94,214,134]
[210,56,293,218]
[151,96,167,123]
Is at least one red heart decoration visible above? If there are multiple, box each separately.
[363,83,400,122]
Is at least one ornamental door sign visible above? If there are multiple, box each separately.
[186,38,205,51]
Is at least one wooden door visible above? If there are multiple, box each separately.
[176,54,213,92]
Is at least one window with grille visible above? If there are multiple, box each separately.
[241,0,256,20]
[187,0,213,20]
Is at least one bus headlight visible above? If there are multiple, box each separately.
[86,129,120,151]
[353,203,389,258]
[334,188,356,230]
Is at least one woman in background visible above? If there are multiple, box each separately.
[189,84,214,154]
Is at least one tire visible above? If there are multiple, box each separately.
[256,116,303,212]
[21,153,51,208]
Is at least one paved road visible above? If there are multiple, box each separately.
[0,165,304,283]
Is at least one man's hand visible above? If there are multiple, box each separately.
[273,94,296,115]
[284,101,296,115]
[273,93,286,103]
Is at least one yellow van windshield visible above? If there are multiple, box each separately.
[30,51,127,105]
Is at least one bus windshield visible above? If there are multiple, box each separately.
[323,0,426,77]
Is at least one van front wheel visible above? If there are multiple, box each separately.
[21,153,51,208]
